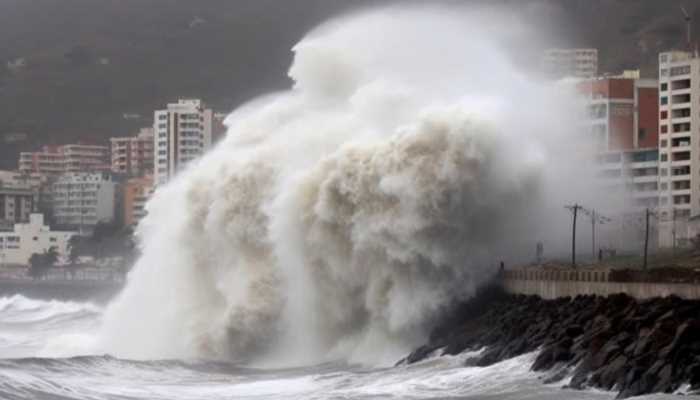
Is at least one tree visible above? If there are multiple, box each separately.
[45,246,59,265]
[68,234,91,262]
[27,246,59,280]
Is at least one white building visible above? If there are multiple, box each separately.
[596,149,660,211]
[154,99,213,186]
[51,172,117,231]
[657,51,700,247]
[542,48,598,79]
[0,214,75,267]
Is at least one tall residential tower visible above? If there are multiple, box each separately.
[657,51,700,247]
[153,99,213,186]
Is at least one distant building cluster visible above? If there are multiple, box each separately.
[548,45,700,251]
[0,99,226,267]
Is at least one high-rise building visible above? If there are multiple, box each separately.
[110,128,155,177]
[543,48,598,79]
[657,51,700,247]
[154,99,213,186]
[50,172,118,232]
[19,143,110,176]
[121,175,153,227]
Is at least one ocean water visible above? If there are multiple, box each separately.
[0,294,685,400]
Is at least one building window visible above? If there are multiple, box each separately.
[638,128,646,141]
[660,83,668,91]
[661,153,668,162]
[661,125,668,134]
[661,111,667,120]
[660,97,668,105]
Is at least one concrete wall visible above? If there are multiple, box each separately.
[501,268,700,300]
[503,278,700,300]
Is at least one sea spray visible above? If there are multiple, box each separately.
[98,6,597,365]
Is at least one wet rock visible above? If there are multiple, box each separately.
[405,289,700,399]
[598,354,627,390]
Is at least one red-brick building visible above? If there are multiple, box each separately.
[577,76,659,152]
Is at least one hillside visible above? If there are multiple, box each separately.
[0,0,698,169]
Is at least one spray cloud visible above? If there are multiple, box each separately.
[98,5,597,366]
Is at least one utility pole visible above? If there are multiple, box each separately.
[643,208,656,271]
[672,208,677,254]
[565,204,583,268]
[591,209,595,259]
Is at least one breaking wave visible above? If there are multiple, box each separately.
[0,295,101,358]
[97,6,595,366]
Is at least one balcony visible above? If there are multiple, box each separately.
[671,79,691,90]
[670,139,691,151]
[671,93,691,107]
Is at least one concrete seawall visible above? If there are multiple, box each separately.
[501,267,700,300]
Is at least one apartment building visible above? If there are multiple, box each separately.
[657,51,700,247]
[575,74,661,253]
[122,175,153,227]
[51,172,117,231]
[0,214,75,267]
[110,128,154,177]
[543,48,598,79]
[18,146,63,175]
[578,75,660,214]
[19,143,110,176]
[154,99,213,186]
[0,171,47,231]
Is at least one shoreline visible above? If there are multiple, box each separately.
[404,286,700,398]
[0,278,124,304]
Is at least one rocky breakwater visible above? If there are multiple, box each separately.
[403,287,700,398]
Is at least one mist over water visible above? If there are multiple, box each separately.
[97,6,596,366]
